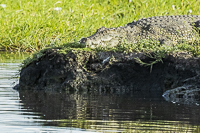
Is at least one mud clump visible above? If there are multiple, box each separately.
[16,49,200,104]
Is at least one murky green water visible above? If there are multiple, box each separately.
[1,52,200,133]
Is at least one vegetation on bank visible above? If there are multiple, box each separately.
[1,0,200,52]
[21,39,200,70]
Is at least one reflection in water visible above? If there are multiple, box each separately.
[18,90,200,132]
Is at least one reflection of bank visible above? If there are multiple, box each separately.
[18,90,77,120]
[18,90,200,126]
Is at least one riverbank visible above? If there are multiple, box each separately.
[14,41,200,104]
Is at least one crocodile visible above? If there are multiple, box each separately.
[79,15,200,48]
[162,85,200,104]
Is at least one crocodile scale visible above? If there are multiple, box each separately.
[80,15,200,48]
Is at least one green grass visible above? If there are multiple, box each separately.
[1,0,200,52]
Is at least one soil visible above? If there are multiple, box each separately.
[15,49,200,104]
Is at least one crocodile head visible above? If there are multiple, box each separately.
[79,27,121,48]
[79,37,102,49]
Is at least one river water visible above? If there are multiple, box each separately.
[0,52,200,133]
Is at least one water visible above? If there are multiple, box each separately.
[0,52,200,133]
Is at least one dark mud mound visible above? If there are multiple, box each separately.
[16,49,200,104]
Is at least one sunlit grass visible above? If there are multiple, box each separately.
[0,0,200,52]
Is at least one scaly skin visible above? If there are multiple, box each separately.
[79,15,200,48]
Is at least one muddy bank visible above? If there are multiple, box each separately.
[15,49,200,103]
